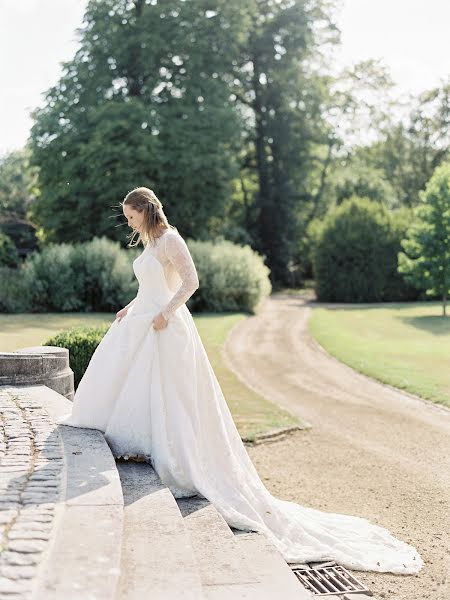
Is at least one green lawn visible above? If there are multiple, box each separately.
[308,301,450,408]
[0,312,302,441]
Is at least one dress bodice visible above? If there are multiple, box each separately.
[130,229,200,320]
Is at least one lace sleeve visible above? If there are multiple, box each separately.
[161,233,199,320]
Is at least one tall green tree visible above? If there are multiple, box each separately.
[398,162,450,315]
[228,0,339,286]
[29,0,245,243]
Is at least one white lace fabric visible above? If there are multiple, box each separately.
[141,229,199,320]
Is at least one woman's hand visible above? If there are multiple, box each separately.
[152,312,168,331]
[116,306,129,322]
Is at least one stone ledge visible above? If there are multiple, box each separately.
[0,347,74,401]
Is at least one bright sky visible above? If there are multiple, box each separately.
[1,0,449,155]
[334,0,450,95]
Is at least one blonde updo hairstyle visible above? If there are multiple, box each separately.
[121,187,177,248]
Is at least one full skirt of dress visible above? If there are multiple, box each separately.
[57,300,424,575]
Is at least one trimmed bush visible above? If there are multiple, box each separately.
[73,237,138,311]
[0,232,20,268]
[3,235,270,314]
[311,196,421,302]
[188,238,271,313]
[45,323,110,387]
[23,236,138,312]
[0,266,33,312]
[24,243,83,311]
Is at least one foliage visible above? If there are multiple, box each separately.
[332,153,399,209]
[74,237,139,311]
[186,238,271,314]
[1,234,268,314]
[0,233,20,268]
[26,0,449,292]
[312,196,420,302]
[22,237,137,312]
[45,324,110,387]
[355,81,450,208]
[0,148,40,254]
[398,162,450,315]
[0,148,38,219]
[228,0,340,286]
[28,0,342,290]
[384,207,423,301]
[29,0,244,244]
[23,243,82,312]
[0,267,33,313]
[0,218,39,258]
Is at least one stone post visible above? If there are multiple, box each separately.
[0,346,74,400]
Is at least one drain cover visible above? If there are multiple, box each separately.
[291,565,371,596]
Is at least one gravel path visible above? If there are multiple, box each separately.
[224,293,450,600]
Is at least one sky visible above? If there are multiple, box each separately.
[1,0,449,155]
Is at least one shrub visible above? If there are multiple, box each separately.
[74,237,138,311]
[385,207,424,301]
[311,196,421,302]
[24,243,83,311]
[0,266,33,312]
[3,235,269,314]
[23,236,138,312]
[0,232,20,268]
[45,323,110,387]
[188,238,271,313]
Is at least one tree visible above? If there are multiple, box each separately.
[29,0,343,289]
[398,162,450,315]
[331,153,399,209]
[0,148,38,219]
[0,148,39,255]
[29,0,244,244]
[366,80,450,208]
[228,0,340,286]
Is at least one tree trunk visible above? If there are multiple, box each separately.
[252,53,274,279]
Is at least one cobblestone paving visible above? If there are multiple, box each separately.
[0,387,64,599]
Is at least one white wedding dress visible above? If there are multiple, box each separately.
[58,229,424,575]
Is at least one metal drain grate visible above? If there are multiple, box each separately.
[291,565,371,596]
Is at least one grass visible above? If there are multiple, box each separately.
[195,313,304,441]
[0,313,115,352]
[308,301,450,408]
[0,312,302,441]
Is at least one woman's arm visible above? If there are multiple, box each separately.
[160,233,199,320]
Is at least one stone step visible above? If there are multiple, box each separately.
[232,530,314,600]
[29,385,124,600]
[176,495,313,600]
[116,461,204,600]
[22,383,313,600]
[176,496,255,597]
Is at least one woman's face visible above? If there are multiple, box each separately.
[123,205,145,232]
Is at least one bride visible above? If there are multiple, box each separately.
[58,186,424,575]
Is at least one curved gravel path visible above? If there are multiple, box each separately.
[224,293,450,600]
